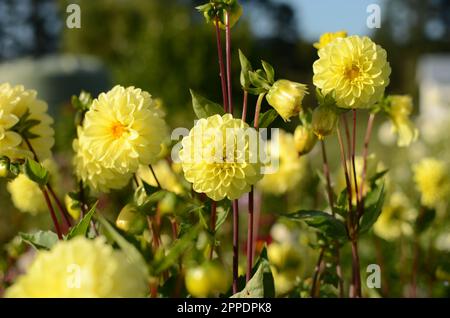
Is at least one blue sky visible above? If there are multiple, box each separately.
[260,0,386,41]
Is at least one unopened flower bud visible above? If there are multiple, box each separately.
[294,125,317,155]
[116,204,146,235]
[64,194,81,220]
[312,105,338,139]
[266,79,308,122]
[0,157,10,178]
[215,0,243,30]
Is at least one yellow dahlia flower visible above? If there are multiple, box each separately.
[258,130,307,195]
[73,127,132,193]
[6,237,148,298]
[413,158,450,208]
[313,36,391,109]
[81,85,168,174]
[137,160,184,195]
[7,159,58,215]
[386,95,418,147]
[179,114,262,201]
[374,191,417,241]
[313,30,347,50]
[266,80,308,122]
[0,83,54,160]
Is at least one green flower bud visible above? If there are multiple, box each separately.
[294,125,317,155]
[266,79,308,122]
[0,157,10,178]
[215,1,243,30]
[312,104,338,139]
[64,194,81,220]
[116,204,146,235]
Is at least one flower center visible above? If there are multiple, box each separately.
[344,64,361,81]
[110,122,127,139]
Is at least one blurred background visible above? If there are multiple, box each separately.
[0,0,449,297]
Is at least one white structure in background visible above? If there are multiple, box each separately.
[416,54,450,144]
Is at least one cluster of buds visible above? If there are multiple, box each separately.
[239,50,308,122]
[196,0,243,29]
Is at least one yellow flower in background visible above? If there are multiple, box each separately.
[386,95,418,147]
[266,80,308,122]
[6,237,148,298]
[313,36,391,109]
[137,160,184,195]
[179,114,262,201]
[374,192,417,241]
[258,130,307,195]
[81,85,168,174]
[73,127,132,193]
[294,125,317,155]
[7,159,59,215]
[0,83,54,160]
[313,30,347,49]
[413,158,450,208]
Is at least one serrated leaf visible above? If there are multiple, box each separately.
[261,60,275,84]
[190,89,225,119]
[20,231,58,250]
[97,216,148,277]
[65,202,97,239]
[359,184,385,234]
[253,109,278,128]
[282,210,347,239]
[152,224,200,274]
[239,49,252,89]
[24,158,49,186]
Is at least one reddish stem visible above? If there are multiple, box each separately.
[214,17,228,112]
[42,188,62,239]
[246,189,254,282]
[241,91,248,122]
[232,199,239,293]
[225,11,233,114]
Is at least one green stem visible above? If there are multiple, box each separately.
[149,164,161,188]
[209,200,217,260]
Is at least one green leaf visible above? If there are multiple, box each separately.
[20,231,58,250]
[253,109,278,128]
[359,184,385,234]
[65,202,97,239]
[261,60,275,84]
[134,186,167,215]
[369,169,389,188]
[97,216,148,277]
[247,87,268,95]
[248,71,271,90]
[231,261,274,298]
[152,224,200,274]
[190,89,225,119]
[282,210,347,239]
[415,207,436,234]
[215,205,230,231]
[24,159,49,187]
[238,49,253,89]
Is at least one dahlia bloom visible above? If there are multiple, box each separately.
[0,83,54,160]
[413,158,450,208]
[6,237,148,298]
[386,95,418,147]
[313,36,391,109]
[179,113,262,201]
[73,85,168,192]
[374,191,417,241]
[7,159,58,215]
[313,30,347,50]
[258,130,307,195]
